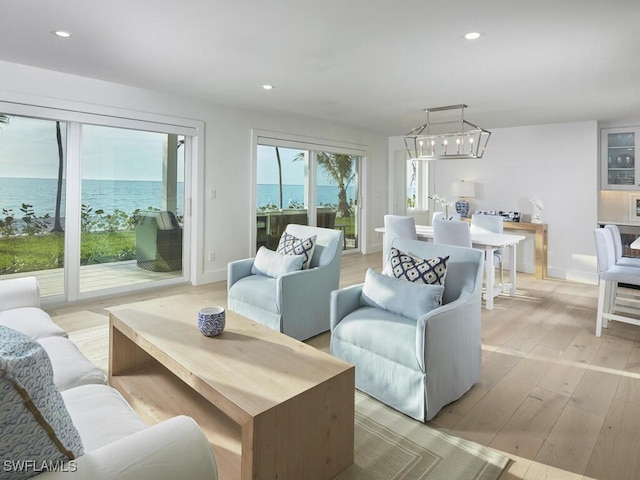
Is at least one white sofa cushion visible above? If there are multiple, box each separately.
[0,326,84,478]
[37,337,107,391]
[62,384,148,452]
[0,307,67,339]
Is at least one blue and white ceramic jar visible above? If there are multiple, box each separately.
[197,306,225,337]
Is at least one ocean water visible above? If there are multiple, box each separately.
[0,177,354,220]
[0,177,184,218]
[256,184,356,209]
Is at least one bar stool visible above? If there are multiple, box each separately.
[593,227,640,337]
[604,224,640,267]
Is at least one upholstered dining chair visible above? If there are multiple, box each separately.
[227,224,342,341]
[593,227,640,337]
[471,213,504,283]
[383,215,417,265]
[604,224,640,268]
[330,238,484,421]
[433,218,472,248]
[432,211,461,223]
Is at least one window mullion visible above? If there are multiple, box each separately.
[308,151,317,226]
[64,122,82,301]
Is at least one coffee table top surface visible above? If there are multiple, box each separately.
[109,294,353,419]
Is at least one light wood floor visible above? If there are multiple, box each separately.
[47,252,640,480]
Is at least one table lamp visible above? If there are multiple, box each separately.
[455,180,475,217]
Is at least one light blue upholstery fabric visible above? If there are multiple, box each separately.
[382,215,416,265]
[228,224,342,341]
[433,218,472,248]
[360,268,444,320]
[250,246,305,277]
[330,238,484,422]
[604,224,640,268]
[593,227,640,337]
[471,213,503,266]
[331,306,421,369]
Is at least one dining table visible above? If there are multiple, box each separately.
[375,224,526,310]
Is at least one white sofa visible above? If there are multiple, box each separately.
[0,276,218,480]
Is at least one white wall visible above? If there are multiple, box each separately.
[390,121,600,283]
[0,60,389,285]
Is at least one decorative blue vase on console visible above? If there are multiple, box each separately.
[454,180,475,218]
[455,199,470,218]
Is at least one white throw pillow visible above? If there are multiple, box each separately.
[251,246,305,278]
[360,268,444,320]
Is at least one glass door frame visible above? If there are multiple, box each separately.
[0,100,200,305]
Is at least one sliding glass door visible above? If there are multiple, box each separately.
[0,115,67,296]
[316,152,359,250]
[79,126,184,293]
[255,141,361,252]
[0,107,193,301]
[256,145,307,249]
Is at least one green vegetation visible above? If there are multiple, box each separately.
[0,233,64,274]
[0,204,146,275]
[0,199,357,276]
[0,231,137,275]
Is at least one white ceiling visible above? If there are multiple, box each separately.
[1,0,639,135]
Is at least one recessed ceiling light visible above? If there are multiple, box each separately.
[464,32,481,40]
[53,30,72,38]
[262,84,274,90]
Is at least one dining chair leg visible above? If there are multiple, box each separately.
[596,279,607,337]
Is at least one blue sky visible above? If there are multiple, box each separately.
[0,115,337,185]
[0,115,183,181]
[257,145,335,186]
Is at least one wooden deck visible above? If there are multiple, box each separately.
[1,260,182,297]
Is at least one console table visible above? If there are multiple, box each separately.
[502,222,547,279]
[462,219,547,279]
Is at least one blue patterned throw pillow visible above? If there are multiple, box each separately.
[384,247,449,285]
[277,231,317,270]
[0,326,84,479]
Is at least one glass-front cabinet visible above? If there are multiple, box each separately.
[602,127,638,190]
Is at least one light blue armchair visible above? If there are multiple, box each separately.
[330,238,484,421]
[228,224,343,341]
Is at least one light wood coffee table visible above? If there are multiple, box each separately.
[108,294,354,480]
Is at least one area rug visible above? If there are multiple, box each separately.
[69,326,509,480]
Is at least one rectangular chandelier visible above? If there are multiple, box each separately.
[404,104,491,160]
